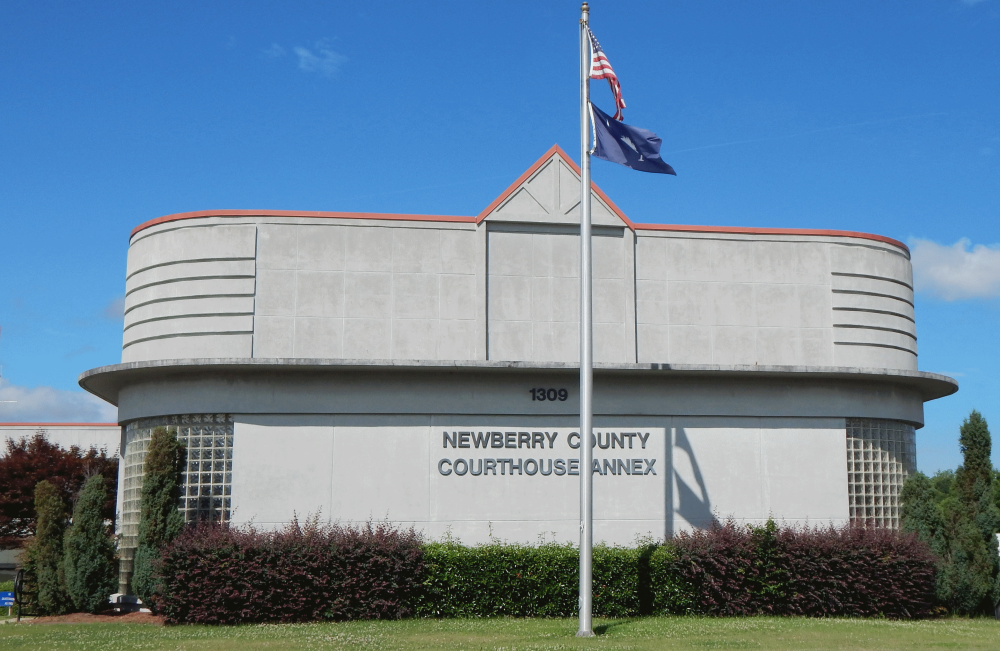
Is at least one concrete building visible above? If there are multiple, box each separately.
[77,145,956,589]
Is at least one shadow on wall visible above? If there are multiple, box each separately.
[670,427,717,535]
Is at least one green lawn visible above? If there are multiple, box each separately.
[1,616,997,650]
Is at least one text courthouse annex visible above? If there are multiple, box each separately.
[78,145,956,590]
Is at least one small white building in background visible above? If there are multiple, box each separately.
[70,145,954,591]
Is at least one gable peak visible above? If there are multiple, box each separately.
[477,145,633,228]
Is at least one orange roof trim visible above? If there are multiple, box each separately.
[0,423,120,427]
[131,209,477,239]
[636,223,907,251]
[127,146,908,253]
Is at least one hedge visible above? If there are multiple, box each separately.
[151,519,938,623]
[416,540,655,617]
[155,519,423,625]
[653,520,938,618]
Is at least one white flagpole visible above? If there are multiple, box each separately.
[577,1,595,639]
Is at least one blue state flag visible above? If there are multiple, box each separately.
[591,103,676,175]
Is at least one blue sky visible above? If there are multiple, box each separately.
[0,1,998,472]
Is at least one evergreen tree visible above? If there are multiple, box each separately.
[64,475,118,613]
[25,480,71,614]
[900,471,946,556]
[131,427,185,603]
[902,411,1000,615]
[950,411,1000,613]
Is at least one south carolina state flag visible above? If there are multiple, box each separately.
[591,103,676,176]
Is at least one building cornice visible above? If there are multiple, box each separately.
[79,357,957,408]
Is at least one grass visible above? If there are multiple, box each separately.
[0,616,998,650]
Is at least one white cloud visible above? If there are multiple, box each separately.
[294,42,347,78]
[910,237,1000,300]
[262,43,286,59]
[0,379,116,423]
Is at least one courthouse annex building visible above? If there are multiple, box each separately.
[79,145,956,588]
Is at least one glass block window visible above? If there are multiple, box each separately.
[118,414,234,593]
[846,418,916,529]
[175,416,235,525]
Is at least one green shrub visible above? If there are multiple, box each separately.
[132,427,184,603]
[63,475,117,613]
[902,410,1000,615]
[416,539,653,618]
[23,480,71,615]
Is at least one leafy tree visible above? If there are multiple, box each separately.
[0,432,118,548]
[64,475,118,613]
[24,480,72,614]
[904,411,1000,615]
[944,411,1000,614]
[929,470,955,504]
[131,427,185,603]
[900,471,946,556]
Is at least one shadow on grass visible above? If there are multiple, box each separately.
[593,618,642,636]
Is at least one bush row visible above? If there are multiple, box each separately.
[654,520,938,618]
[416,540,655,618]
[156,518,423,625]
[153,519,939,624]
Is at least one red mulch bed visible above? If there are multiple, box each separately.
[26,611,164,625]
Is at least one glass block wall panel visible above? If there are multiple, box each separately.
[119,420,153,593]
[846,418,916,529]
[118,414,234,594]
[175,415,235,525]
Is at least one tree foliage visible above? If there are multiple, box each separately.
[132,427,185,603]
[24,480,72,615]
[64,475,118,613]
[901,410,1000,615]
[0,432,118,548]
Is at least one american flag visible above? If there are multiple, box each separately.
[588,27,625,121]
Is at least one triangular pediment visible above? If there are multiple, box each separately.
[477,145,633,228]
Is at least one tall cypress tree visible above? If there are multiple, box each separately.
[926,411,1000,615]
[64,475,118,613]
[25,480,71,614]
[131,427,185,603]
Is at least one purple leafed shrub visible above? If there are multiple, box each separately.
[654,520,938,618]
[155,518,424,625]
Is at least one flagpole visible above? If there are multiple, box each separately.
[577,1,595,639]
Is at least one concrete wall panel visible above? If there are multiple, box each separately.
[124,315,254,345]
[122,333,252,363]
[230,416,334,527]
[125,260,255,294]
[127,224,256,277]
[125,296,255,327]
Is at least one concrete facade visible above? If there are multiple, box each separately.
[81,145,955,586]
